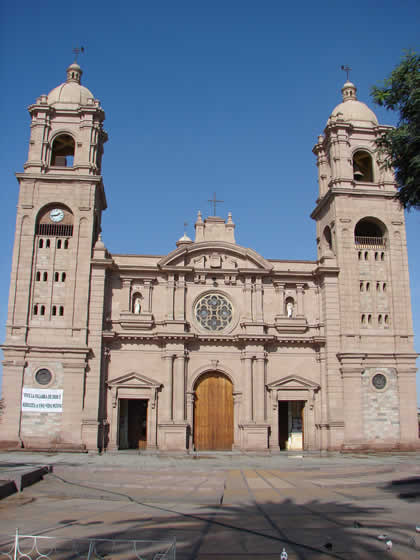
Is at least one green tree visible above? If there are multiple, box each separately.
[371,52,420,210]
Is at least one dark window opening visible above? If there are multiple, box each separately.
[40,305,45,316]
[46,239,50,248]
[59,306,64,316]
[64,239,69,249]
[61,272,66,282]
[55,272,59,282]
[39,239,43,248]
[57,239,62,249]
[36,271,41,281]
[33,305,38,315]
[52,305,57,316]
[353,150,373,182]
[51,134,75,167]
[43,271,48,281]
[355,219,386,248]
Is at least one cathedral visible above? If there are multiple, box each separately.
[0,61,418,453]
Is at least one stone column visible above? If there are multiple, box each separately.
[166,274,175,320]
[174,274,185,320]
[173,351,187,422]
[255,277,263,321]
[243,277,252,320]
[341,366,363,448]
[254,354,266,423]
[269,390,280,451]
[160,354,174,422]
[186,391,195,449]
[0,358,26,446]
[108,387,119,450]
[121,278,132,312]
[143,280,152,313]
[62,362,86,447]
[274,282,285,316]
[241,352,253,421]
[296,283,305,317]
[233,392,242,449]
[147,391,158,449]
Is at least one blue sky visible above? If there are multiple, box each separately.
[0,1,419,402]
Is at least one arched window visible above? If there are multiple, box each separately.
[61,272,66,282]
[52,306,57,316]
[57,239,62,249]
[64,239,69,249]
[366,282,370,292]
[39,239,43,249]
[54,272,59,282]
[40,305,45,316]
[59,306,64,316]
[43,271,48,281]
[36,271,41,281]
[51,134,75,167]
[353,150,373,182]
[355,218,386,249]
[33,305,38,316]
[46,239,50,248]
[322,226,333,254]
[360,282,364,292]
[378,314,383,325]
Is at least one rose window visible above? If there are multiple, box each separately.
[195,293,233,331]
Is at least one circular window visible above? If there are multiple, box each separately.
[195,293,233,332]
[372,373,387,390]
[35,368,52,386]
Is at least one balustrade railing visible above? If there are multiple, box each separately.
[354,236,386,248]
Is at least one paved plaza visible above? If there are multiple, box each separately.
[1,451,420,559]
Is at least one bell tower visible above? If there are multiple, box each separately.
[1,61,108,449]
[311,80,418,450]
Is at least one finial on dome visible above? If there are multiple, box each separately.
[341,81,357,102]
[227,212,233,224]
[196,210,203,224]
[66,62,83,85]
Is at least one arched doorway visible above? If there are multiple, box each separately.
[194,372,233,450]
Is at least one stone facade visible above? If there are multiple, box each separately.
[0,64,418,452]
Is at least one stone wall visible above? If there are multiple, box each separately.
[362,367,400,441]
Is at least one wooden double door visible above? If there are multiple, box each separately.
[194,372,234,450]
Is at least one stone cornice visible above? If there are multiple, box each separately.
[16,172,103,184]
[311,186,397,220]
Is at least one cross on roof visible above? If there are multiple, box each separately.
[341,65,352,81]
[208,192,224,216]
[73,46,85,62]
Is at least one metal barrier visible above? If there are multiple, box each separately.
[0,530,176,560]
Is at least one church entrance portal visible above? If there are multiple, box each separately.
[194,372,233,450]
[118,399,148,450]
[278,400,305,450]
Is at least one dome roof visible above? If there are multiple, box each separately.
[47,62,95,106]
[329,81,378,127]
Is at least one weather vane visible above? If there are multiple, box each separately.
[208,192,224,216]
[73,46,85,62]
[183,221,188,234]
[341,65,352,81]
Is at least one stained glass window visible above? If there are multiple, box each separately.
[195,293,233,331]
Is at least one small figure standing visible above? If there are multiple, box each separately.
[134,297,141,314]
[286,301,294,318]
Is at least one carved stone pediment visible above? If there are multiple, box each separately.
[158,241,273,272]
[107,372,161,389]
[267,374,320,392]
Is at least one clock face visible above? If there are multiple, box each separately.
[50,208,64,223]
